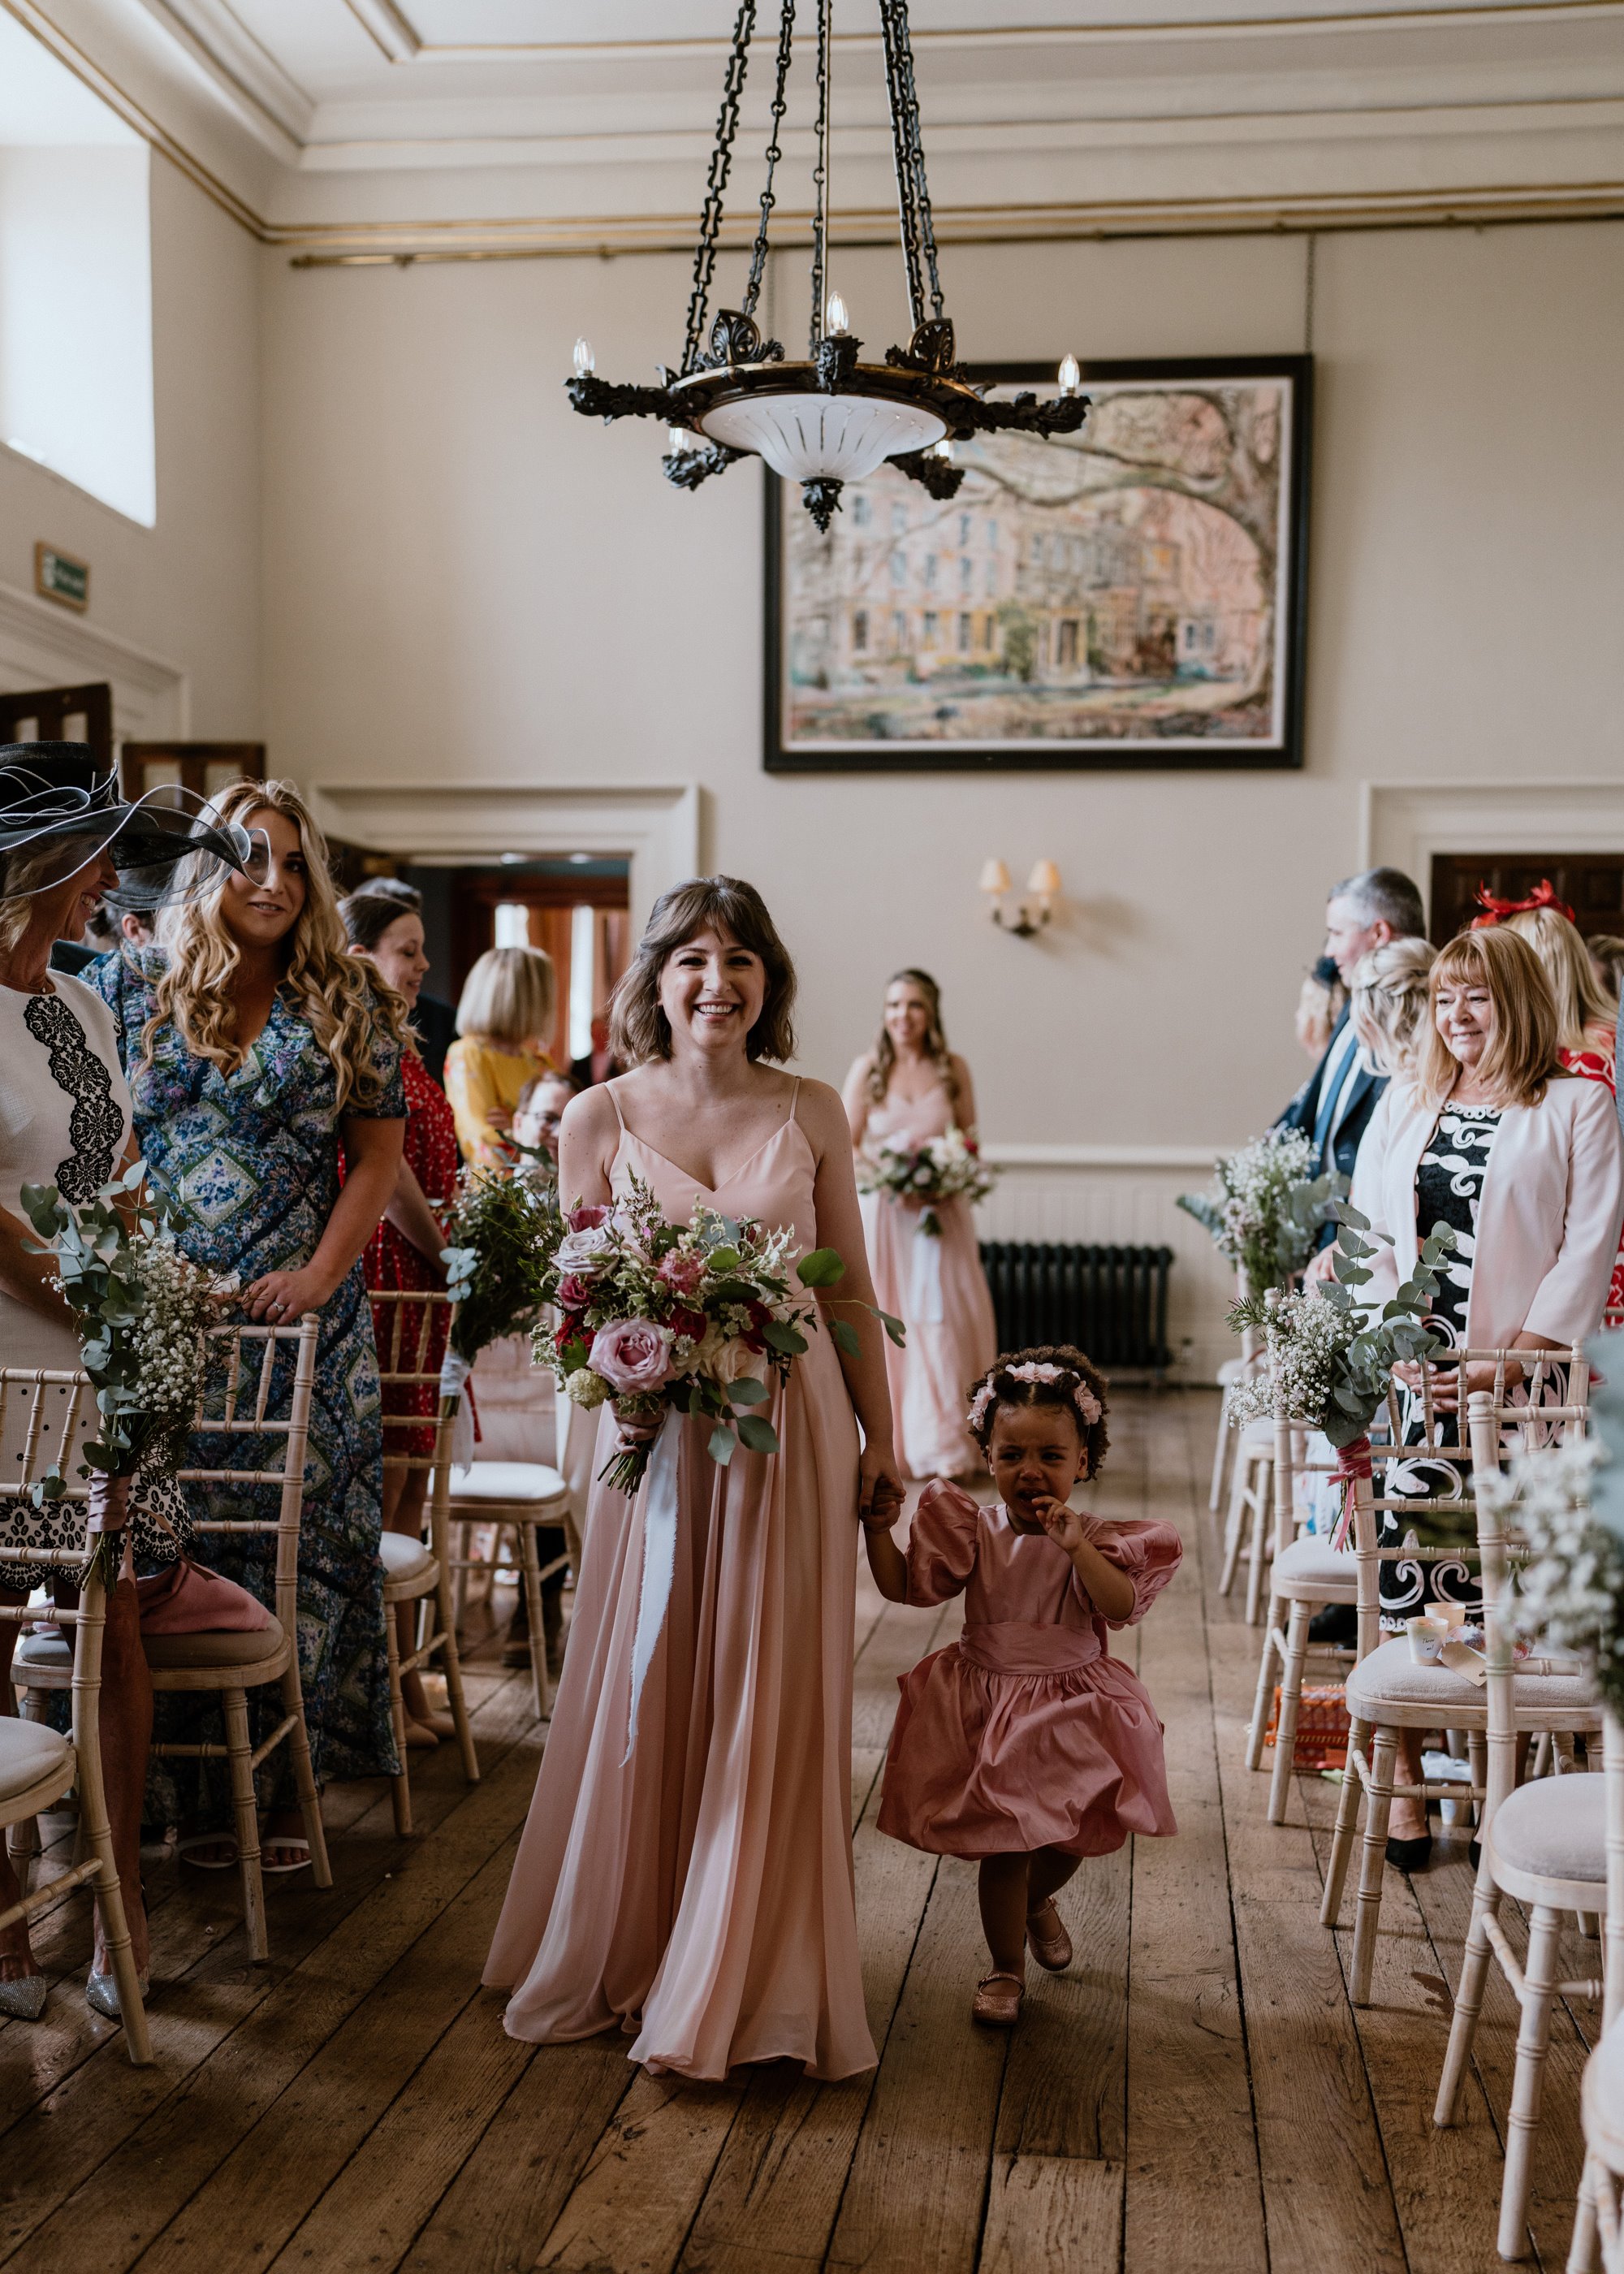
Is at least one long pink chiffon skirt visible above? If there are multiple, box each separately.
[483,1344,876,2082]
[862,1190,997,1479]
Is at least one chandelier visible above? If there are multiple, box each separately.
[567,0,1090,531]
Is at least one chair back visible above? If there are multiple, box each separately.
[0,1368,99,1507]
[176,1315,319,1633]
[369,1289,456,1479]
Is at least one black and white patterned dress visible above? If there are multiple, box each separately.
[1376,1103,1501,1630]
[0,966,188,1589]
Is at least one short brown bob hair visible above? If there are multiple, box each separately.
[1414,925,1563,1110]
[608,875,797,1066]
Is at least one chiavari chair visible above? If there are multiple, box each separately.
[0,1366,150,2060]
[1321,1346,1598,2011]
[371,1290,479,1835]
[15,1316,328,1964]
[1568,1713,1624,2272]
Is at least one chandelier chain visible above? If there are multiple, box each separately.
[743,0,797,324]
[681,0,757,377]
[808,0,832,355]
[877,0,925,328]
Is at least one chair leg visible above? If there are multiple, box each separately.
[1570,2153,1601,2274]
[1245,1594,1283,1774]
[1268,1599,1315,1825]
[383,1586,413,1839]
[436,1565,480,1786]
[1320,1716,1371,1929]
[223,1688,268,1965]
[517,1522,548,1720]
[1209,1389,1233,1514]
[1469,1731,1488,1828]
[1435,1852,1502,2125]
[1499,1904,1565,2261]
[282,1662,331,1891]
[1219,1453,1250,1598]
[1350,1727,1398,2005]
[1245,1459,1273,1628]
[450,1519,469,1632]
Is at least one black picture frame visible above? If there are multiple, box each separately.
[763,352,1313,774]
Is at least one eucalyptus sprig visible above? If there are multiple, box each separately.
[1178,1128,1348,1291]
[440,1162,562,1367]
[1229,1201,1457,1449]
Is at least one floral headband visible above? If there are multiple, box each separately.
[968,1360,1103,1433]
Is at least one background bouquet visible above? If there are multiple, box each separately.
[535,1171,897,1492]
[858,1126,996,1236]
[438,1160,561,1461]
[21,1165,235,1577]
[1179,1128,1346,1291]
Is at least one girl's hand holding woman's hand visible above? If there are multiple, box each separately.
[858,1441,905,1528]
[244,1264,336,1324]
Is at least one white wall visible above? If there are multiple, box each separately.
[258,219,1623,1369]
[0,156,261,735]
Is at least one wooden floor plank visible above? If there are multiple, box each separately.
[981,2151,1125,2274]
[1125,1396,1266,2274]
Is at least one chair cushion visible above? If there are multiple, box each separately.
[1217,1358,1247,1388]
[1487,1770,1605,1887]
[379,1531,435,1585]
[11,1628,71,1680]
[1273,1535,1358,1601]
[1583,2015,1624,2168]
[1346,1637,1599,1722]
[0,1716,71,1804]
[447,1461,567,1508]
[1236,1419,1275,1450]
[143,1616,287,1671]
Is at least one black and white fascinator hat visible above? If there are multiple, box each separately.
[0,743,268,912]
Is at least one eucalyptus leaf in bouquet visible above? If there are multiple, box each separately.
[1229,1201,1457,1450]
[439,1162,562,1368]
[1177,1128,1348,1291]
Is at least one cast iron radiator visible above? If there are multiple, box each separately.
[977,1243,1175,1376]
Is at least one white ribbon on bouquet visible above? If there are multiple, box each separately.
[909,1218,946,1325]
[624,1407,683,1762]
[438,1350,476,1471]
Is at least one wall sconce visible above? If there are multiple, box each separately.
[980,857,1061,937]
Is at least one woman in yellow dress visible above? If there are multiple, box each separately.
[443,945,558,1166]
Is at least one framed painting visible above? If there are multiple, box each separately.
[764,354,1312,773]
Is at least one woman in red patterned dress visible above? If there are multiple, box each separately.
[343,885,460,1744]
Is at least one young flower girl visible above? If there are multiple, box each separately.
[865,1345,1181,2027]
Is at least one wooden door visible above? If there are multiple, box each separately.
[0,684,114,772]
[1429,854,1624,944]
[121,741,265,802]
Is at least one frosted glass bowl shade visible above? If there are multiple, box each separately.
[697,391,947,481]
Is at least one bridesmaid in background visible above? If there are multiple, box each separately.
[844,969,996,1481]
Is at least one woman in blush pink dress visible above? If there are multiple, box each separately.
[844,969,997,1480]
[866,1347,1181,2030]
[485,877,904,2082]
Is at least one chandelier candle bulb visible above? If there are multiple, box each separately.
[826,292,850,336]
[572,337,594,378]
[1058,354,1082,396]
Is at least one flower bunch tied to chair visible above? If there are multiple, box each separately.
[1180,1127,1349,1294]
[1229,1200,1458,1512]
[20,1164,235,1575]
[437,1156,562,1463]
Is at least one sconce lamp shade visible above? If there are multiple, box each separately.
[978,858,1012,896]
[1027,858,1062,897]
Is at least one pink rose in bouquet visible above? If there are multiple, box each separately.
[568,1204,611,1230]
[589,1318,674,1398]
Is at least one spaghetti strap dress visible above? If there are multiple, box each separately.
[485,1080,875,2082]
[860,1085,997,1478]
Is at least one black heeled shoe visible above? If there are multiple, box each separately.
[1385,1831,1434,1872]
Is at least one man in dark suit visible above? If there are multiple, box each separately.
[1277,864,1428,1218]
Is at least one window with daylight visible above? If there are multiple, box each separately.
[0,13,154,524]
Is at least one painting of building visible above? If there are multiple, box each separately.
[767,360,1310,772]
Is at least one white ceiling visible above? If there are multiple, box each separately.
[6,0,1623,241]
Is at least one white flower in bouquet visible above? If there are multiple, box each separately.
[1178,1127,1344,1290]
[1477,1437,1624,1705]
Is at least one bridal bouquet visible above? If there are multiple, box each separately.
[859,1126,997,1236]
[535,1172,897,1493]
[1178,1128,1346,1291]
[20,1165,235,1579]
[1229,1201,1456,1538]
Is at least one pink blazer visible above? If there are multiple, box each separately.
[1350,1073,1624,1351]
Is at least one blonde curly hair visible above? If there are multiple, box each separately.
[142,777,408,1113]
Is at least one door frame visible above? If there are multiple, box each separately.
[1363,779,1624,928]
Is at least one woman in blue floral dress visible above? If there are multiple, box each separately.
[91,780,407,1866]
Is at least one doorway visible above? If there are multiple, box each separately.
[401,858,630,1069]
[1429,853,1624,945]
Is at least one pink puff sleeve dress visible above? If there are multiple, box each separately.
[878,1480,1182,1859]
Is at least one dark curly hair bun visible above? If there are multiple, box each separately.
[965,1343,1111,1476]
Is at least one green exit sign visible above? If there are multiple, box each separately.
[35,543,89,613]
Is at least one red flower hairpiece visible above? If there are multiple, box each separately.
[1469,877,1575,930]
